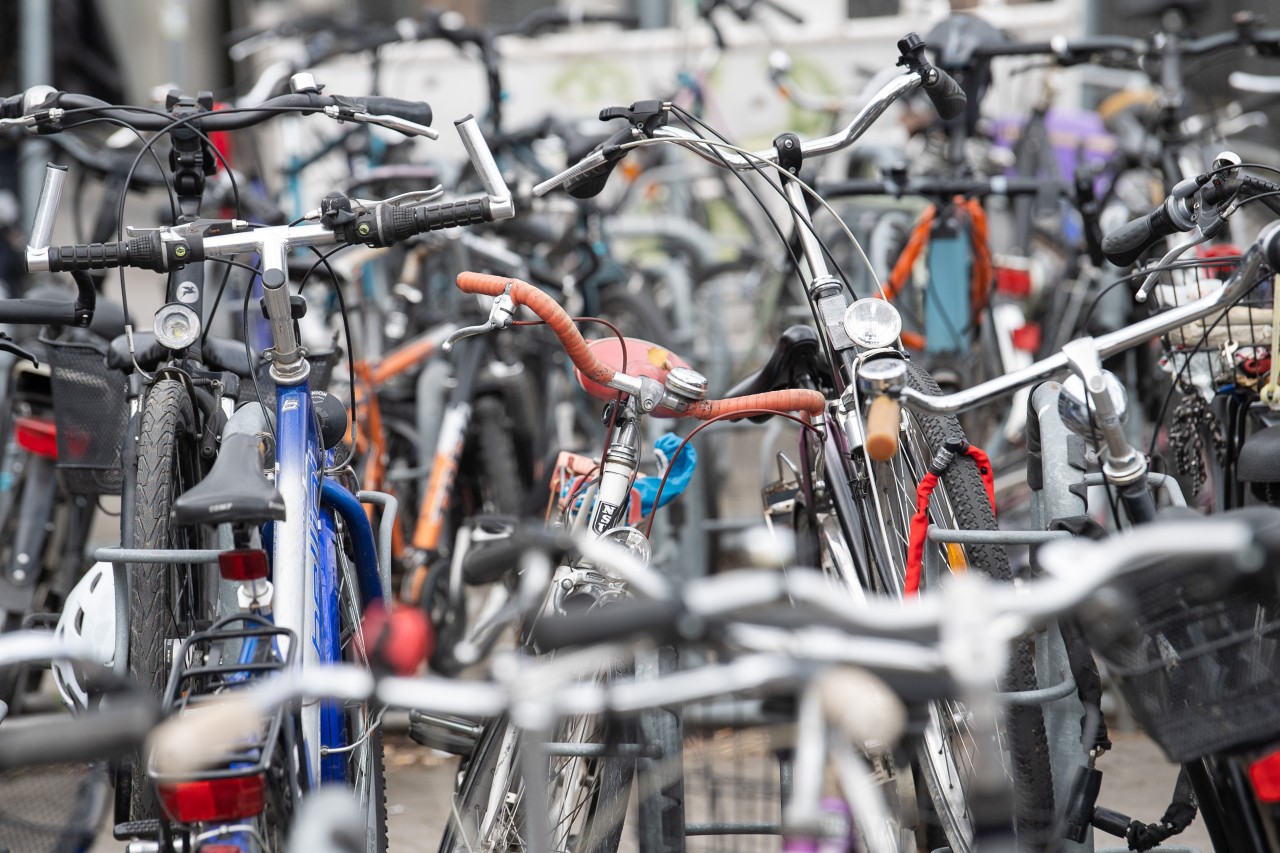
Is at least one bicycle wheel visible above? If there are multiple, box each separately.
[439,699,635,852]
[860,364,1054,852]
[126,379,212,821]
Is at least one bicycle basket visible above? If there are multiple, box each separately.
[237,347,342,410]
[1087,548,1280,763]
[40,338,129,495]
[0,761,109,853]
[1151,251,1273,387]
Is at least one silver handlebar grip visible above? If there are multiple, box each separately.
[454,115,514,219]
[532,149,608,197]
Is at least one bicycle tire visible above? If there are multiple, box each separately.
[636,646,685,853]
[863,363,1055,852]
[597,285,671,349]
[125,379,207,821]
[439,696,635,852]
[468,394,525,517]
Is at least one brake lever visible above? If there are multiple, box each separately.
[0,334,40,366]
[322,105,441,140]
[351,186,445,210]
[442,291,515,352]
[1134,224,1221,303]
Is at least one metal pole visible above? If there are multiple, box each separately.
[19,0,53,243]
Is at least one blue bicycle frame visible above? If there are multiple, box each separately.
[271,376,383,788]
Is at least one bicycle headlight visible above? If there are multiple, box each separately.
[154,303,201,351]
[599,526,652,567]
[842,298,901,349]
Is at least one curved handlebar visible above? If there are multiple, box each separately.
[455,272,826,418]
[4,89,433,135]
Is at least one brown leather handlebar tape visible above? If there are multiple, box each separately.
[865,395,900,461]
[685,389,826,420]
[455,272,616,386]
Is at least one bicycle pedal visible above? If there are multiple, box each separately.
[113,818,160,840]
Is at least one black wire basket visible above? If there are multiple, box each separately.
[0,761,110,853]
[1149,252,1273,386]
[1087,552,1280,763]
[40,338,129,496]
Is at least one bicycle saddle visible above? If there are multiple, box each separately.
[1235,425,1280,504]
[171,431,286,526]
[725,325,822,397]
[106,332,254,377]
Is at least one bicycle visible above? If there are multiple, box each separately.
[12,77,513,849]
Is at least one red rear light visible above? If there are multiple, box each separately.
[995,259,1032,298]
[218,549,269,581]
[157,774,265,823]
[14,416,57,459]
[1251,750,1280,802]
[1011,323,1042,354]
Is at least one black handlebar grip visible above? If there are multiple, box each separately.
[0,93,24,119]
[0,297,78,326]
[356,96,433,128]
[1260,221,1280,272]
[377,198,492,245]
[532,598,690,651]
[922,66,967,122]
[1091,807,1134,839]
[44,241,126,273]
[1100,204,1178,267]
[462,532,571,586]
[0,702,159,770]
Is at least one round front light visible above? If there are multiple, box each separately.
[599,525,652,566]
[154,303,201,351]
[842,298,901,349]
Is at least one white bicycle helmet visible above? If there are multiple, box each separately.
[52,562,116,713]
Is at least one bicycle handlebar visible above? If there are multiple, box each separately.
[534,34,964,197]
[897,220,1279,416]
[454,272,825,418]
[24,115,509,281]
[2,87,433,136]
[821,175,1054,201]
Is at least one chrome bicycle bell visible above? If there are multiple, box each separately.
[1058,372,1129,442]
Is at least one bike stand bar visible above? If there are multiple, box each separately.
[685,822,781,836]
[927,526,1072,545]
[542,742,663,758]
[358,489,398,601]
[94,546,224,564]
[1002,670,1078,706]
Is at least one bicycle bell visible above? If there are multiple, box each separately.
[1058,372,1129,442]
[665,366,708,401]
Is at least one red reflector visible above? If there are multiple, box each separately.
[201,847,244,853]
[995,264,1032,298]
[1251,750,1280,802]
[157,774,265,823]
[14,416,58,459]
[218,549,269,581]
[1011,323,1042,354]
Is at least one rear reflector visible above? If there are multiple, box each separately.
[218,549,270,581]
[1251,749,1280,802]
[14,416,57,459]
[1011,323,1042,354]
[157,774,265,823]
